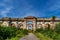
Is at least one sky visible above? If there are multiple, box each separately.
[0,0,60,18]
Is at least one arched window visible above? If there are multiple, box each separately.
[11,23,15,27]
[38,24,42,28]
[18,23,23,26]
[18,23,23,28]
[3,22,8,26]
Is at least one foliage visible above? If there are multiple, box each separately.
[34,32,53,40]
[52,16,56,20]
[0,26,17,40]
[0,26,28,40]
[35,23,60,40]
[54,23,60,34]
[0,22,2,26]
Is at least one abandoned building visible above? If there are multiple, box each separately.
[0,16,60,31]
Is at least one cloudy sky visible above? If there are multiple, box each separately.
[0,0,60,18]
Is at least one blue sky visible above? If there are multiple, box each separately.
[0,0,60,18]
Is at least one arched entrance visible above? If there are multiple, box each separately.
[10,22,18,27]
[11,23,15,27]
[27,21,33,30]
[18,22,23,28]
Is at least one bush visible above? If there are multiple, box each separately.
[36,28,43,32]
[0,36,4,40]
[55,23,60,34]
[0,26,17,40]
[0,26,29,40]
[35,23,60,40]
[22,29,28,35]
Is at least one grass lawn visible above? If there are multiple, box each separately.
[34,32,53,40]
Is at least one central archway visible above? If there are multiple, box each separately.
[27,21,33,30]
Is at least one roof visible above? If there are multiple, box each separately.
[24,16,37,19]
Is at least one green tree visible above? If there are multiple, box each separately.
[52,16,56,21]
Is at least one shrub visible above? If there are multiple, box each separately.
[22,29,28,35]
[55,23,60,34]
[0,36,4,40]
[36,28,43,32]
[35,23,60,40]
[16,29,28,38]
[0,26,17,40]
[0,26,29,40]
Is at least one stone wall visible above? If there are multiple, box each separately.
[2,21,9,27]
[37,22,56,30]
[1,16,60,31]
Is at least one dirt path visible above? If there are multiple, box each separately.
[20,33,39,40]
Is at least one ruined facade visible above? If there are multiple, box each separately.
[0,16,60,31]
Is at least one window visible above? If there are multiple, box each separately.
[18,22,23,27]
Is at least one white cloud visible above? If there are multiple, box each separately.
[0,7,13,17]
[0,0,13,17]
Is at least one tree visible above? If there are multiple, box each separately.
[52,16,56,21]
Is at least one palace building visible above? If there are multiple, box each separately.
[0,16,60,31]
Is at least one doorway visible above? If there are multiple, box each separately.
[27,21,33,30]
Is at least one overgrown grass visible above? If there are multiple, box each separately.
[6,37,19,40]
[34,23,60,40]
[7,29,28,40]
[0,26,28,40]
[34,32,53,40]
